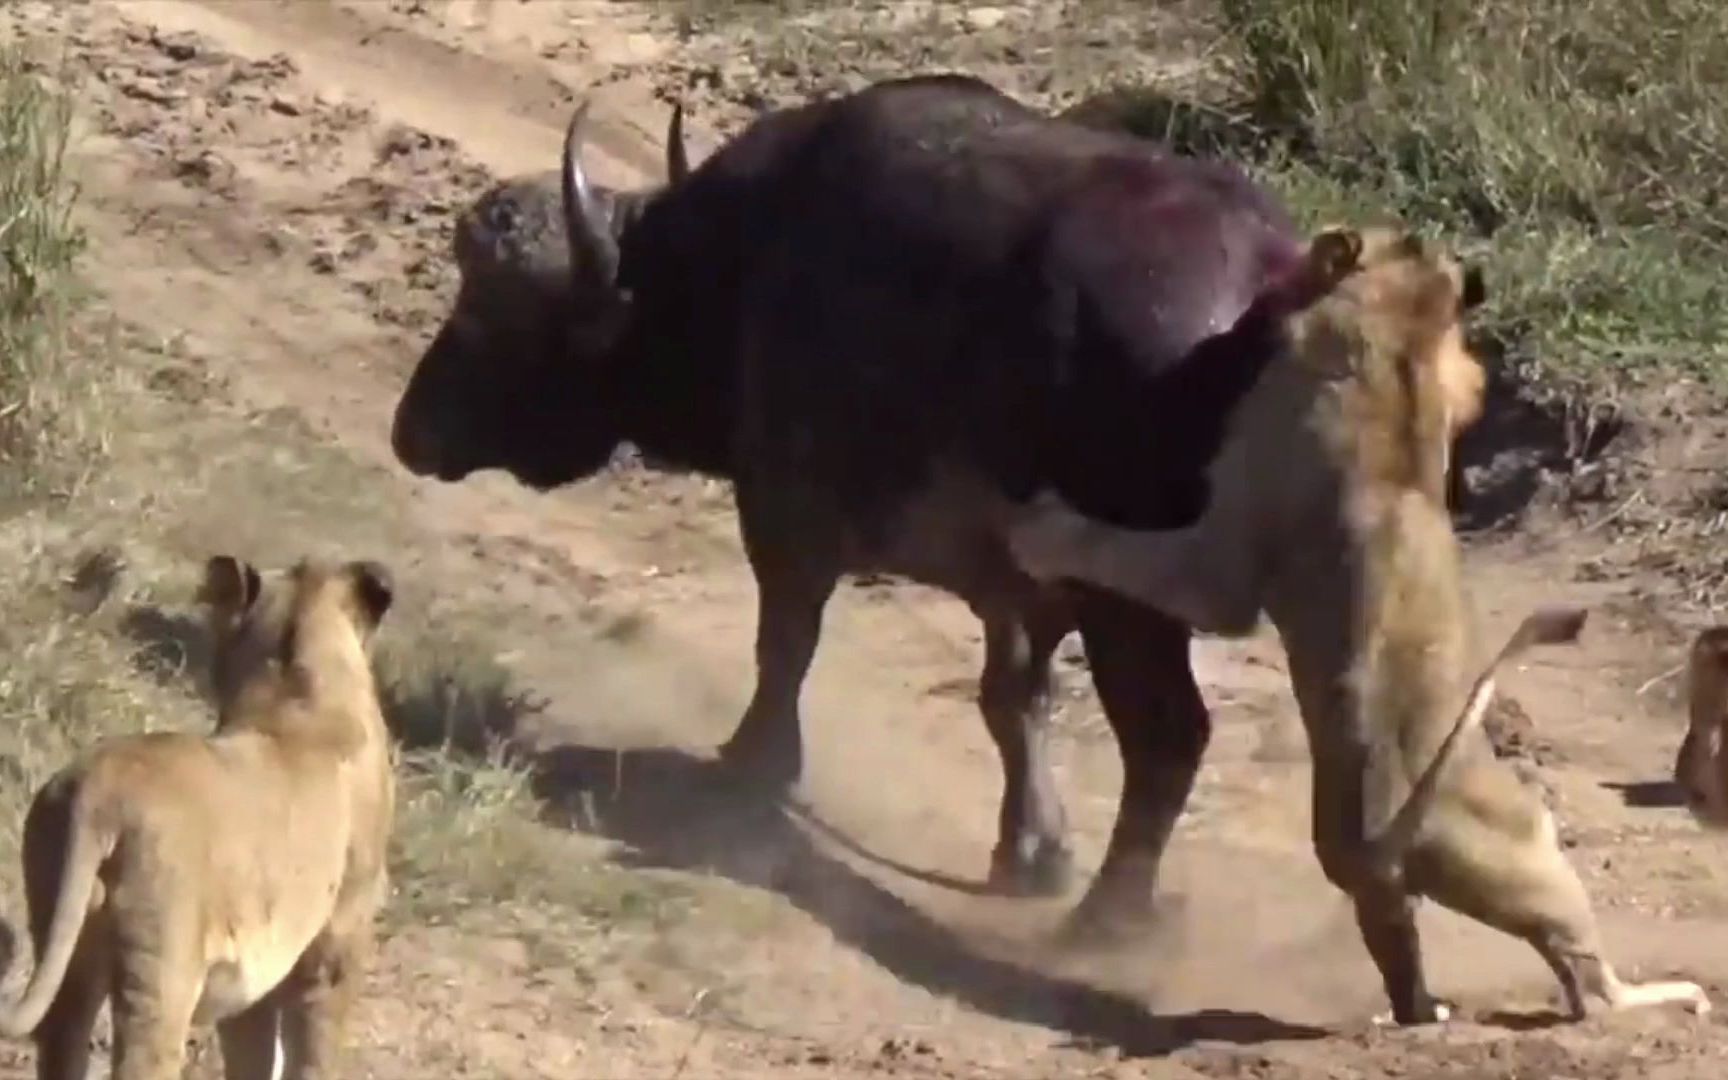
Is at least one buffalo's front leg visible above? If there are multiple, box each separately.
[979,599,1076,897]
[1065,585,1208,940]
[718,498,840,793]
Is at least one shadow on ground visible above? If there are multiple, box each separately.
[787,804,1003,898]
[1603,778,1687,809]
[529,741,1328,1057]
[122,602,212,691]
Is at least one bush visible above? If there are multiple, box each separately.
[0,44,94,502]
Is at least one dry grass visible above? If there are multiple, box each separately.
[653,0,1218,118]
[0,47,694,980]
[0,44,101,506]
[0,47,149,922]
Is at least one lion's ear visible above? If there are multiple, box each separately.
[1262,225,1364,317]
[198,555,261,620]
[346,560,395,633]
[1306,226,1364,291]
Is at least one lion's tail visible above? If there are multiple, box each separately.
[0,804,106,1038]
[1367,606,1589,875]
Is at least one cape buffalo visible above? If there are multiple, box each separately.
[390,74,1332,935]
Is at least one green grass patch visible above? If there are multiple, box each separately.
[0,45,102,503]
[1084,0,1728,394]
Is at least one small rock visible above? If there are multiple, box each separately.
[269,94,302,116]
[153,31,201,61]
[172,150,237,192]
[118,78,186,107]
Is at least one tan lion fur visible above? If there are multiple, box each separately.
[0,555,398,1079]
[1007,226,1709,1023]
[1677,626,1728,829]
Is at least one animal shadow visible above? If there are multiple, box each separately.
[120,604,211,692]
[1603,778,1687,810]
[1475,1007,1573,1032]
[529,742,1327,1057]
[786,806,1001,898]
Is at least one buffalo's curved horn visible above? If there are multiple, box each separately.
[666,102,690,184]
[561,99,621,288]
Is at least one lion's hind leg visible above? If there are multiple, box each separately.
[1410,804,1710,1020]
[217,993,283,1080]
[1513,838,1710,1018]
[30,943,104,1080]
[276,929,371,1080]
[107,920,201,1080]
[1582,960,1713,1014]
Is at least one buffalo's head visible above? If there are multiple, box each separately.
[391,103,690,490]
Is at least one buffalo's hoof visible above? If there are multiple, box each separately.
[716,733,802,795]
[1371,998,1454,1027]
[1056,888,1187,952]
[989,839,1075,898]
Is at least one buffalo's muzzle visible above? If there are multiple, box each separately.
[390,406,448,479]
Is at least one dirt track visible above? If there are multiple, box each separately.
[10,0,1728,1075]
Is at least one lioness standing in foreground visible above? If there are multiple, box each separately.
[0,555,398,1080]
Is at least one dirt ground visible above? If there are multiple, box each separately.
[7,0,1728,1076]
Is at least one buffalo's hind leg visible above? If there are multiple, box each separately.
[1064,585,1207,941]
[1349,884,1447,1025]
[717,488,842,794]
[978,595,1076,897]
[1309,747,1450,1024]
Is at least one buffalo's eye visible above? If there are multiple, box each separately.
[484,197,520,235]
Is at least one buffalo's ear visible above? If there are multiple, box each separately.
[345,560,395,633]
[198,555,261,622]
[1460,264,1487,311]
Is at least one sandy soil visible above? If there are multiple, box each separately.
[6,0,1728,1076]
